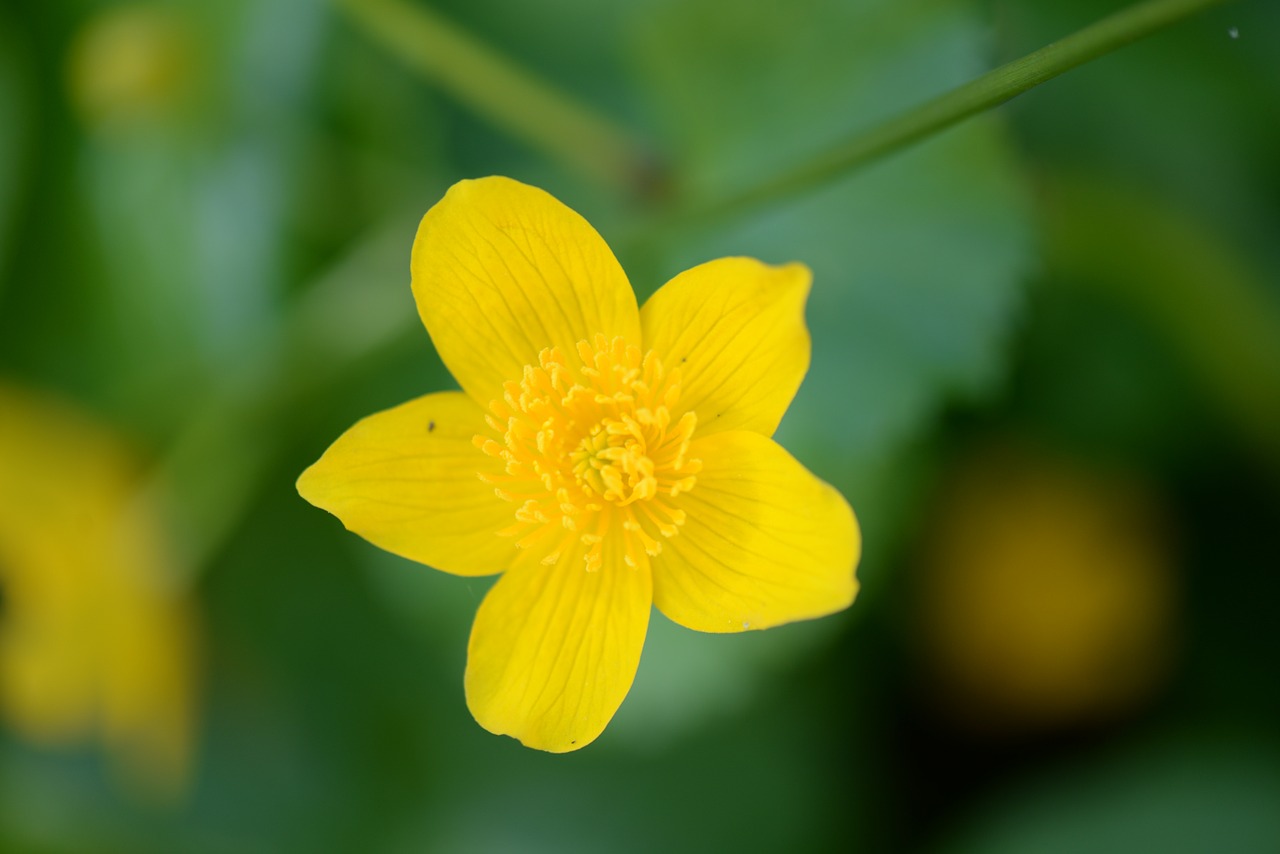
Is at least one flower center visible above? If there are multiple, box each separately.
[475,334,700,572]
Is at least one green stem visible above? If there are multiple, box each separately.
[336,0,654,194]
[674,0,1233,227]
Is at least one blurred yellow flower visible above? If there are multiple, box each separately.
[918,443,1175,731]
[299,176,860,752]
[0,382,198,798]
[66,4,191,129]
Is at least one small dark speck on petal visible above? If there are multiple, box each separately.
[680,356,687,363]
[428,420,436,432]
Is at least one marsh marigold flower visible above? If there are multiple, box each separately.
[298,177,860,751]
[918,443,1174,731]
[0,382,198,796]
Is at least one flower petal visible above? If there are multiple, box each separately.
[653,430,859,633]
[412,176,641,404]
[297,391,515,576]
[641,257,810,437]
[465,538,651,752]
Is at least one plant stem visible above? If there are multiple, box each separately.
[336,0,654,194]
[673,0,1234,227]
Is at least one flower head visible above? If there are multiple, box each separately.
[918,443,1173,730]
[0,382,198,797]
[298,177,860,752]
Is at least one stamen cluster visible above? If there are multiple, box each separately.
[475,334,700,571]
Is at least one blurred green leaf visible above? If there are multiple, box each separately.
[1043,173,1280,469]
[631,0,1033,497]
[942,735,1280,853]
[639,0,1237,226]
[0,17,31,288]
[1001,0,1280,267]
[76,0,332,420]
[611,611,841,749]
[408,676,841,854]
[616,0,1033,738]
[1011,285,1210,469]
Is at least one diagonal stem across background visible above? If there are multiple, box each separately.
[341,0,1234,222]
[337,0,655,194]
[673,0,1236,227]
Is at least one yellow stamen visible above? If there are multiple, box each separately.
[476,335,700,571]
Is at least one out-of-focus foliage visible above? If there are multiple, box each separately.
[619,0,1033,741]
[943,737,1280,853]
[0,12,30,288]
[1,0,1278,850]
[633,0,1033,519]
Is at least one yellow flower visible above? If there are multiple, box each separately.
[66,4,191,129]
[298,177,860,752]
[918,443,1175,731]
[0,382,198,798]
